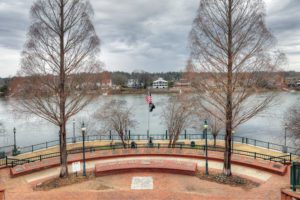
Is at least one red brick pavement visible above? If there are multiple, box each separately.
[2,171,291,200]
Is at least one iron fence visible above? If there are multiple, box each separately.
[1,131,299,157]
[0,142,292,169]
[291,162,300,191]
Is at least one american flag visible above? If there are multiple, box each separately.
[145,93,152,104]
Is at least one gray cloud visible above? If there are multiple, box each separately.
[265,0,300,70]
[0,0,299,77]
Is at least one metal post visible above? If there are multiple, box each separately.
[184,130,187,140]
[73,119,76,143]
[203,120,209,176]
[82,122,86,176]
[147,98,150,139]
[109,130,112,140]
[13,128,17,154]
[283,124,287,153]
[129,130,131,140]
[205,127,208,175]
[231,130,235,152]
[292,162,296,192]
[165,130,168,140]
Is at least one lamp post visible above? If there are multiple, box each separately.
[203,120,209,176]
[13,127,17,153]
[283,123,288,153]
[231,130,235,152]
[73,119,76,143]
[81,122,87,176]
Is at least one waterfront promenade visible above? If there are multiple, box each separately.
[0,140,295,200]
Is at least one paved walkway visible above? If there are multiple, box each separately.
[23,157,272,184]
[1,142,293,200]
[0,155,291,200]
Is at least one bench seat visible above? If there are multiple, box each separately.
[95,160,197,177]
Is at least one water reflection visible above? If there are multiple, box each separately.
[0,92,298,147]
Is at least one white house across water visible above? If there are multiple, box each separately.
[153,78,168,89]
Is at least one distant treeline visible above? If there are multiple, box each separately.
[1,70,299,96]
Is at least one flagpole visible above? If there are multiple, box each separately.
[147,91,150,139]
[147,104,150,139]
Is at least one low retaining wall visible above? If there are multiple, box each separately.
[95,160,197,177]
[0,188,5,200]
[281,189,300,200]
[10,148,288,177]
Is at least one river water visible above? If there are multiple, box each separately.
[0,92,298,148]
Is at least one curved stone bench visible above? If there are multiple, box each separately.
[95,160,197,177]
[10,148,288,177]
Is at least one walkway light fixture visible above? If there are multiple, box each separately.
[283,123,288,153]
[203,120,209,176]
[232,130,235,152]
[73,119,76,143]
[13,127,17,154]
[81,122,87,176]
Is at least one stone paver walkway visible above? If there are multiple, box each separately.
[1,167,290,200]
[0,155,291,200]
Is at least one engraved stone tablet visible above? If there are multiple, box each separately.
[131,177,153,190]
[15,166,25,172]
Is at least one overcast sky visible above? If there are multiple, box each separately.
[0,0,299,77]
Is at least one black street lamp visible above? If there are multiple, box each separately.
[231,130,235,152]
[203,120,209,176]
[81,122,87,176]
[283,123,288,153]
[73,119,76,143]
[13,127,17,153]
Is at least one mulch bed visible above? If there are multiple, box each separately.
[35,172,95,191]
[196,171,260,189]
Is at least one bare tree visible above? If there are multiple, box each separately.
[11,0,100,178]
[194,102,224,147]
[161,95,196,147]
[94,99,137,147]
[285,105,300,153]
[189,0,285,176]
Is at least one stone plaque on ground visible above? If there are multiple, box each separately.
[131,177,153,190]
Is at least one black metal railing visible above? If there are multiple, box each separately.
[1,142,292,169]
[1,131,299,157]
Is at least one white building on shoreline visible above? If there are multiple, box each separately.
[153,77,168,89]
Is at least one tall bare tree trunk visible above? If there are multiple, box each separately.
[59,0,68,178]
[213,135,217,147]
[59,124,68,177]
[223,0,233,176]
[120,131,127,148]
